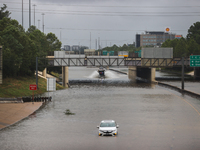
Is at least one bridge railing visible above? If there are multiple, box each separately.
[39,57,190,67]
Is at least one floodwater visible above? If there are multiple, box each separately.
[1,67,200,150]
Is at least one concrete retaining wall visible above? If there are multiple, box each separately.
[158,82,200,99]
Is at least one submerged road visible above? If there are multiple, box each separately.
[1,68,200,150]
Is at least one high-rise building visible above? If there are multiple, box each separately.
[64,45,71,51]
[135,31,176,47]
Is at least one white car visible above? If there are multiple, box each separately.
[97,120,119,136]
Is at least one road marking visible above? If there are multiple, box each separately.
[170,92,200,116]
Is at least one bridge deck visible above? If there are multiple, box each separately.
[43,56,190,67]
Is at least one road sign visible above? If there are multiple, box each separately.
[190,55,200,67]
[29,84,37,90]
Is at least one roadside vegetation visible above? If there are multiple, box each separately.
[0,4,65,97]
[162,22,200,57]
[0,76,65,98]
[0,4,61,78]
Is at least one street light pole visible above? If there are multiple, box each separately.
[38,19,40,29]
[182,57,184,90]
[33,4,36,26]
[29,0,31,28]
[22,0,23,27]
[42,13,45,33]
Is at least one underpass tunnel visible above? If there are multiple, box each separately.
[128,67,156,83]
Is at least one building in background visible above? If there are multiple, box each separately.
[84,49,95,56]
[64,45,71,51]
[135,31,176,47]
[63,45,89,54]
[175,35,183,39]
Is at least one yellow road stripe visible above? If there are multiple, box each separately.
[170,92,200,116]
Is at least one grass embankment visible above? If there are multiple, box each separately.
[0,76,65,98]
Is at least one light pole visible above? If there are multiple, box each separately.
[22,0,23,27]
[38,19,40,29]
[29,0,31,28]
[33,4,36,26]
[42,13,45,33]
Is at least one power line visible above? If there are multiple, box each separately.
[3,1,200,8]
[45,27,187,32]
[8,8,200,14]
[9,10,200,17]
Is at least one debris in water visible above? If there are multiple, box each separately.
[64,109,75,115]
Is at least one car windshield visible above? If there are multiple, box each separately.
[100,122,116,127]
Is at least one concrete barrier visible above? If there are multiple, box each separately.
[158,82,200,99]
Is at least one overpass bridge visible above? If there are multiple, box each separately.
[36,48,200,88]
[37,55,197,88]
[43,56,189,67]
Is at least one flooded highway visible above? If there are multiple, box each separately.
[1,67,200,150]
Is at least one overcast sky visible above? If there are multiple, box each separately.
[2,0,200,49]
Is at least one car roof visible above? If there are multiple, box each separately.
[101,120,115,123]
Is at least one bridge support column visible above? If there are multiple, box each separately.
[128,66,137,82]
[137,67,155,83]
[42,68,47,78]
[62,66,69,88]
[194,67,200,80]
[151,68,156,82]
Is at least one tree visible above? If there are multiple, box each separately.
[187,22,200,45]
[174,38,187,57]
[0,4,11,20]
[162,38,188,57]
[186,38,200,56]
[46,32,62,55]
[0,18,25,76]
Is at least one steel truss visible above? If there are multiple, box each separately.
[38,57,190,67]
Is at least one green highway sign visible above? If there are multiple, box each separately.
[190,55,200,67]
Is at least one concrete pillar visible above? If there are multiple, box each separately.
[42,68,46,78]
[151,68,156,82]
[137,67,156,83]
[62,66,69,88]
[194,67,200,80]
[128,66,137,82]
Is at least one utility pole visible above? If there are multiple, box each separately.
[33,4,36,26]
[182,57,184,90]
[95,39,97,50]
[38,19,40,29]
[60,28,62,41]
[42,13,45,33]
[90,32,91,49]
[29,0,31,28]
[22,0,23,27]
[98,37,100,50]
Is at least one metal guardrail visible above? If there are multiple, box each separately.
[39,57,191,68]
